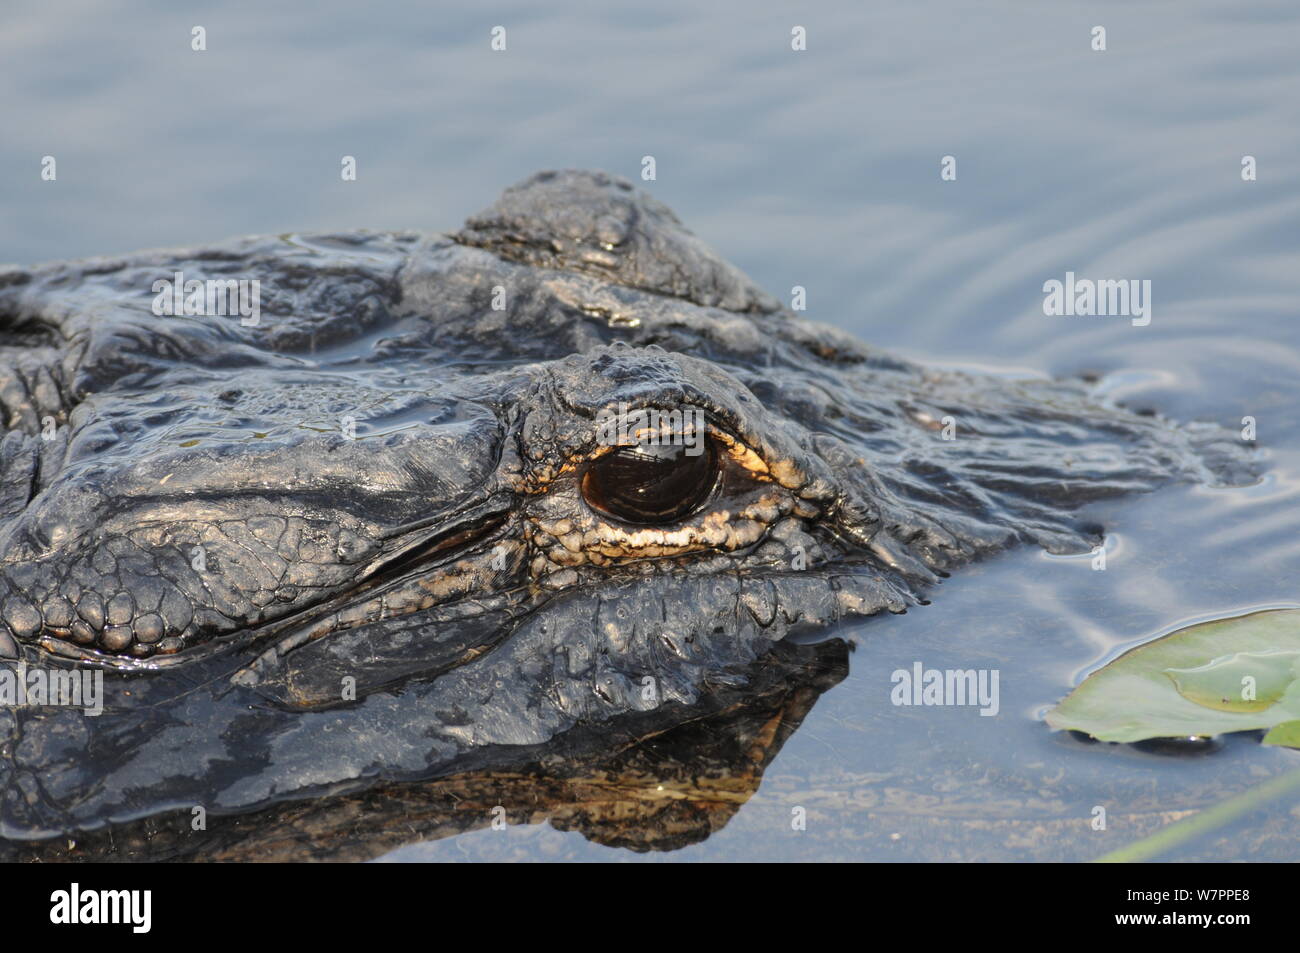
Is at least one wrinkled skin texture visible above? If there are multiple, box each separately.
[0,170,1250,842]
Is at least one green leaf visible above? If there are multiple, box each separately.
[1262,720,1300,749]
[1046,609,1300,743]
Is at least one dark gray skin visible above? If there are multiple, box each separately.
[1,638,850,860]
[0,170,1251,840]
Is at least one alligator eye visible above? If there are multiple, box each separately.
[581,438,718,525]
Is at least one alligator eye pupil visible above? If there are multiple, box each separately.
[581,439,718,525]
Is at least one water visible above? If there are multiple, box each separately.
[4,0,1299,861]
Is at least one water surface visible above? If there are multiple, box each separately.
[4,0,1298,861]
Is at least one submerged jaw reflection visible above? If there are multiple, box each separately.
[0,639,851,861]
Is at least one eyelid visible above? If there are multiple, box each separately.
[709,428,773,481]
[585,405,772,481]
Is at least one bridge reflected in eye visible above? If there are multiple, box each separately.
[581,437,719,525]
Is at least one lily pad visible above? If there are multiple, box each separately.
[1262,721,1300,748]
[1046,609,1300,744]
[1163,650,1300,713]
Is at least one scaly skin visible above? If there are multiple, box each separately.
[0,170,1252,837]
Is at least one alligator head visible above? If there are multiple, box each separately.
[0,170,1250,837]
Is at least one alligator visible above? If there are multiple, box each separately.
[0,169,1252,846]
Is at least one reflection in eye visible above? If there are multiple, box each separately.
[581,438,719,525]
